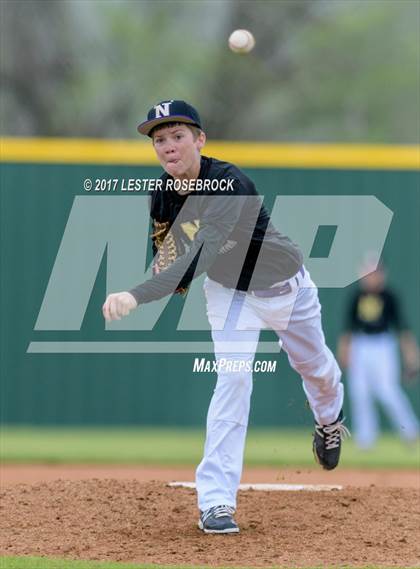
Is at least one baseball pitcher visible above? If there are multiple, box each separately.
[103,100,349,533]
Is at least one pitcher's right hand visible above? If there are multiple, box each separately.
[102,292,137,322]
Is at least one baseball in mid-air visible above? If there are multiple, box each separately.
[228,29,255,54]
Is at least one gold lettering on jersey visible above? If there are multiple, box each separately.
[357,294,384,322]
[180,220,200,241]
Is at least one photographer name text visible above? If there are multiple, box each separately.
[83,178,235,193]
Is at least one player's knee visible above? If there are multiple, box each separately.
[215,364,253,392]
[292,351,340,384]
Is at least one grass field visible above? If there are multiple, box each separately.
[1,427,419,468]
[1,558,416,569]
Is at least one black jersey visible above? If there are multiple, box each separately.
[345,288,406,335]
[130,156,302,304]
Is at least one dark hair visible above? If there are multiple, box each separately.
[150,121,202,140]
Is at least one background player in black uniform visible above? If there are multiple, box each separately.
[337,262,419,449]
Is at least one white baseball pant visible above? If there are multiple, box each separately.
[348,333,419,448]
[196,267,343,511]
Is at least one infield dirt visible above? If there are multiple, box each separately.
[1,470,419,567]
[1,464,419,487]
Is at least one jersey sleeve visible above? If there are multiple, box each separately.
[387,290,407,331]
[129,185,247,304]
[343,291,359,332]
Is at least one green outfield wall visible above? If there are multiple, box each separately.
[1,139,419,427]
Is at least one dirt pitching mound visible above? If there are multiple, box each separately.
[1,479,419,567]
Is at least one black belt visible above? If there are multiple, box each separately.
[248,266,305,298]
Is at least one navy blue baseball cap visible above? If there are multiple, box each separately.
[137,100,202,137]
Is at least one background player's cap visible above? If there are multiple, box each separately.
[138,100,202,136]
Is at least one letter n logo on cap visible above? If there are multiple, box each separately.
[154,101,172,118]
